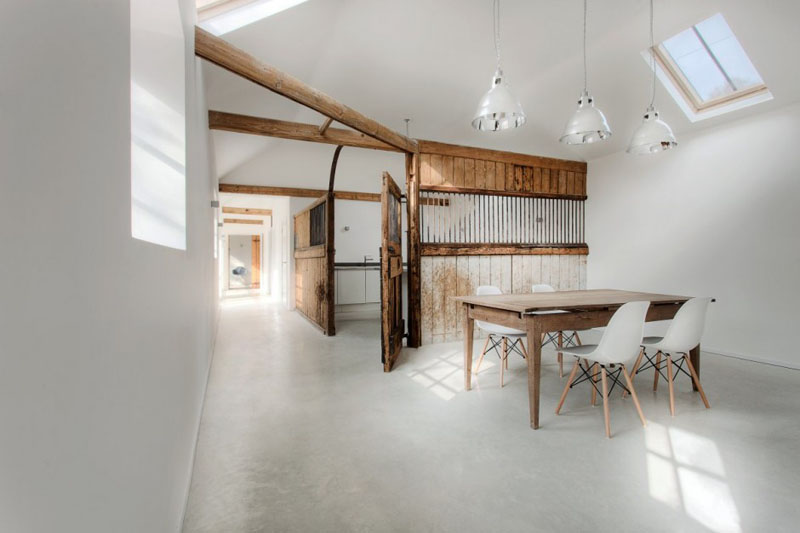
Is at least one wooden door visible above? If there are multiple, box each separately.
[381,172,404,371]
[251,235,261,289]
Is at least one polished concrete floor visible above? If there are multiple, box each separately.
[183,297,800,532]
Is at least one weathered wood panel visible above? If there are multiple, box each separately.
[420,254,586,343]
[419,153,586,200]
[294,194,334,335]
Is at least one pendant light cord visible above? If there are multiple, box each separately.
[648,0,656,107]
[494,0,501,70]
[582,0,588,92]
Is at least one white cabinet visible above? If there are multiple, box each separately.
[365,270,380,303]
[337,270,366,305]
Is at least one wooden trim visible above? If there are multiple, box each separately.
[420,184,586,201]
[219,183,381,202]
[195,28,418,153]
[294,245,325,259]
[417,140,586,173]
[223,218,263,225]
[209,111,400,152]
[222,206,272,216]
[421,243,589,256]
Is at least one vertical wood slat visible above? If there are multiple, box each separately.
[420,154,431,186]
[442,155,454,187]
[454,157,465,187]
[464,158,476,188]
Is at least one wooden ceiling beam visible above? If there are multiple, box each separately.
[209,111,401,152]
[222,206,272,216]
[195,27,418,153]
[223,218,263,225]
[220,183,381,202]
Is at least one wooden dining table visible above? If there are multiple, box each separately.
[454,289,699,429]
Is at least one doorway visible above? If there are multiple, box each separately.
[228,234,261,290]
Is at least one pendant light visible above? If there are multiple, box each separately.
[627,0,677,154]
[472,0,526,131]
[560,0,611,144]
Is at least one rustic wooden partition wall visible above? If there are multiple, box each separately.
[416,143,589,344]
[294,193,335,335]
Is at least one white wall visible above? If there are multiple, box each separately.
[587,102,800,368]
[0,1,217,532]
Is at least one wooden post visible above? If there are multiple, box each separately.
[325,192,335,335]
[406,153,422,347]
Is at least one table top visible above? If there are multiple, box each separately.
[453,289,693,314]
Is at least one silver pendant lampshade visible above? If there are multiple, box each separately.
[560,0,611,144]
[627,0,677,154]
[472,68,526,131]
[560,90,611,144]
[472,0,526,132]
[627,105,677,154]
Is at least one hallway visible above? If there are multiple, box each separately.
[183,297,800,533]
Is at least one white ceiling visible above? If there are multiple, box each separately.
[203,0,800,178]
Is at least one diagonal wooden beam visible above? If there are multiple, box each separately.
[318,117,334,135]
[195,27,418,153]
[209,111,400,152]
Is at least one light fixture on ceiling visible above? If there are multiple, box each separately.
[627,0,677,154]
[472,0,526,131]
[560,0,611,144]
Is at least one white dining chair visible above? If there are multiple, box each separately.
[473,285,528,387]
[555,301,650,438]
[630,297,712,416]
[532,283,583,378]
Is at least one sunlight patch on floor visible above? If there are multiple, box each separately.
[645,422,741,533]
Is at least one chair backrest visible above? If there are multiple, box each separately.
[477,285,502,296]
[532,284,555,293]
[659,297,712,354]
[594,301,650,365]
[474,285,524,335]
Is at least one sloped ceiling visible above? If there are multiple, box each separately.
[204,0,800,180]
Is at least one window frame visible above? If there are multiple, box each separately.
[652,44,768,114]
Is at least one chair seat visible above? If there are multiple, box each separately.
[641,336,664,346]
[560,344,599,358]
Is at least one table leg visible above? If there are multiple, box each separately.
[526,316,542,429]
[690,344,701,392]
[463,303,474,391]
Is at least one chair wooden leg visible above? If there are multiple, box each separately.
[600,367,611,438]
[666,355,675,417]
[520,341,529,364]
[623,348,645,398]
[653,351,662,391]
[556,359,581,414]
[557,331,564,378]
[622,365,647,427]
[474,336,492,374]
[684,353,710,409]
[591,363,599,406]
[500,337,507,388]
[574,331,583,346]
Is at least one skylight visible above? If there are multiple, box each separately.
[197,0,310,36]
[651,13,771,121]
